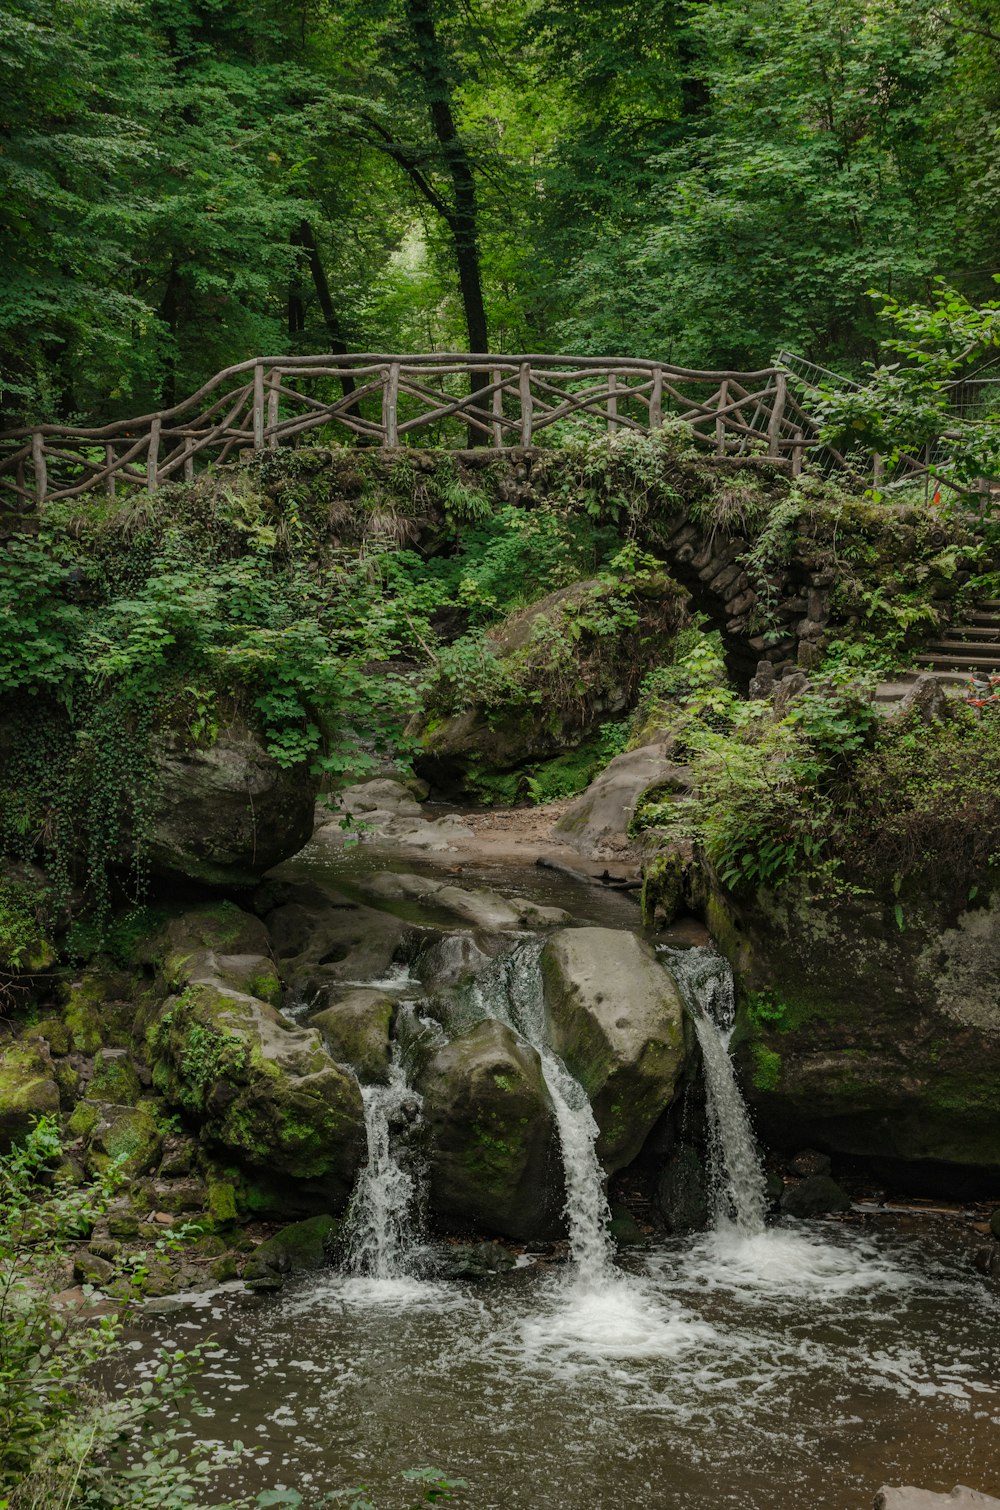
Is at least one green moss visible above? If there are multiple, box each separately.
[751,1044,782,1092]
[205,1174,239,1227]
[89,1054,141,1105]
[68,1099,102,1140]
[63,976,108,1054]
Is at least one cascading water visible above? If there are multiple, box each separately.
[341,1050,423,1280]
[468,939,613,1284]
[661,946,768,1235]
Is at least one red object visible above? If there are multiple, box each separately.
[932,489,941,504]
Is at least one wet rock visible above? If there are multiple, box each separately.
[418,1019,561,1240]
[0,1039,60,1149]
[764,1171,785,1208]
[83,1103,163,1181]
[655,1144,709,1233]
[432,885,523,930]
[258,884,414,990]
[780,1174,851,1218]
[788,1148,831,1179]
[875,1488,1000,1510]
[358,872,446,904]
[439,1241,516,1279]
[554,742,689,859]
[309,988,395,1084]
[243,1213,337,1292]
[413,932,502,989]
[716,875,1000,1184]
[541,927,687,1171]
[608,1205,647,1246]
[148,719,318,887]
[990,1208,1000,1241]
[147,979,365,1203]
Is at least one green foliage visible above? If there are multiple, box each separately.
[816,281,1000,489]
[0,1120,240,1509]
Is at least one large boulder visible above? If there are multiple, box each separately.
[711,877,1000,1189]
[147,980,365,1205]
[243,1213,337,1292]
[554,741,689,859]
[417,1019,561,1239]
[540,927,687,1171]
[255,882,415,991]
[0,1038,61,1148]
[413,575,685,793]
[309,988,395,1084]
[148,720,318,887]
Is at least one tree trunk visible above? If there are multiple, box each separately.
[403,0,490,430]
[295,220,355,398]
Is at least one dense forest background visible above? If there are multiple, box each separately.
[2,0,999,428]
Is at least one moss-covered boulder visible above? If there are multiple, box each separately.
[148,719,318,888]
[309,988,394,1084]
[148,980,365,1204]
[139,904,278,997]
[243,1213,337,1292]
[60,972,133,1054]
[709,876,1000,1189]
[0,1038,61,1148]
[540,927,687,1171]
[82,1102,162,1180]
[88,1049,141,1106]
[413,573,686,794]
[417,1019,561,1239]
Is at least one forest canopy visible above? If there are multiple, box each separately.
[1,0,998,427]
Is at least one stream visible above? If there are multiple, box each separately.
[127,844,1000,1509]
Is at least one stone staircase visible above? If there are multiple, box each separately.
[873,599,1000,708]
[913,599,1000,680]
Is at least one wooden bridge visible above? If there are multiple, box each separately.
[0,351,921,507]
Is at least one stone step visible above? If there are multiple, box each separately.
[938,626,1000,642]
[915,651,1000,671]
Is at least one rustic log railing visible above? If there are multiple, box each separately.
[0,351,860,507]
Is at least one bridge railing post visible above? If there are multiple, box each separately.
[253,360,265,449]
[266,368,280,447]
[383,361,400,446]
[147,418,161,490]
[607,373,618,436]
[32,432,47,503]
[106,444,116,500]
[492,367,503,446]
[716,380,729,456]
[650,367,663,430]
[519,362,532,447]
[768,372,787,458]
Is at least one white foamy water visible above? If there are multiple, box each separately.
[340,1054,423,1281]
[469,939,613,1284]
[661,944,768,1235]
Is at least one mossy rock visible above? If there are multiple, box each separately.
[309,989,395,1084]
[0,1039,61,1149]
[84,1103,162,1181]
[712,873,1000,1186]
[417,1019,561,1240]
[147,979,365,1202]
[541,927,687,1171]
[243,1214,337,1292]
[88,1050,142,1106]
[60,973,132,1054]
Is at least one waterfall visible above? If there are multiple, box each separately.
[661,947,767,1236]
[469,940,613,1283]
[342,1053,423,1280]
